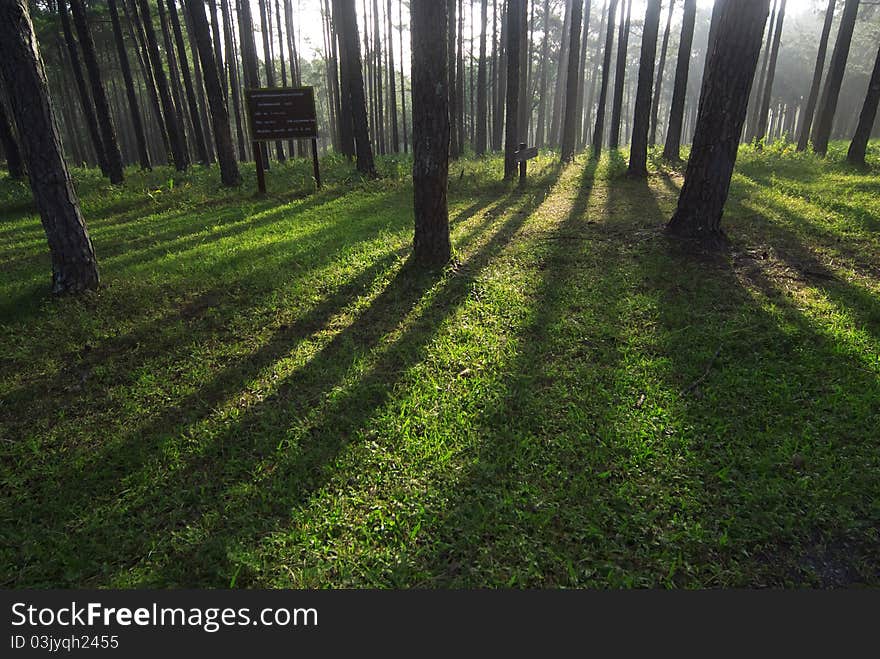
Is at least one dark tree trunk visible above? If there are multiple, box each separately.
[158,0,191,157]
[456,0,465,151]
[207,0,225,98]
[515,0,528,146]
[627,0,661,176]
[493,0,507,152]
[609,0,632,149]
[274,0,294,156]
[503,0,522,179]
[373,0,386,154]
[574,0,592,149]
[399,0,408,153]
[847,41,880,167]
[69,0,125,183]
[0,101,24,178]
[812,0,859,156]
[411,0,451,266]
[221,0,247,160]
[650,0,674,146]
[185,0,240,185]
[667,0,770,246]
[107,0,151,170]
[746,0,776,142]
[476,0,489,154]
[182,2,214,162]
[592,0,619,158]
[137,0,189,170]
[447,0,459,157]
[333,0,376,175]
[704,0,727,70]
[333,0,356,158]
[0,0,99,293]
[754,0,786,144]
[387,0,399,152]
[551,0,573,147]
[662,0,695,161]
[257,0,285,162]
[238,0,267,167]
[535,0,550,147]
[583,0,608,149]
[796,0,835,152]
[58,0,108,176]
[560,0,584,161]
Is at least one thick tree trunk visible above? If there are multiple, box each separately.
[333,0,355,157]
[476,0,489,154]
[182,2,215,162]
[812,0,859,156]
[591,0,618,158]
[0,0,99,293]
[667,0,770,245]
[627,0,661,176]
[560,0,584,161]
[0,101,25,178]
[333,0,376,175]
[796,0,835,152]
[609,0,632,149]
[107,0,151,170]
[662,0,695,161]
[754,0,786,144]
[846,41,880,167]
[137,0,189,170]
[185,0,240,185]
[503,0,522,179]
[650,0,674,146]
[411,0,451,266]
[69,0,125,183]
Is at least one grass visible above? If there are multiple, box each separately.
[0,140,878,588]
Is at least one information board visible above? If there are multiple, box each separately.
[246,87,318,141]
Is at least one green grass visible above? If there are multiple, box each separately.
[1,141,878,588]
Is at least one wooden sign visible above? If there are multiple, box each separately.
[246,87,318,140]
[514,146,539,162]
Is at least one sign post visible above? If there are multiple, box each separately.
[245,87,320,194]
[514,142,539,186]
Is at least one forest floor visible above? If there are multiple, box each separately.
[1,142,878,588]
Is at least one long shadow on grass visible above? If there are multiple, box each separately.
[1,171,561,586]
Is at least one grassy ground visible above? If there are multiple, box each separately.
[1,141,878,588]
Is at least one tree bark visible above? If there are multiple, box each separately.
[492,0,507,152]
[0,0,99,293]
[185,0,240,185]
[627,0,661,176]
[157,0,192,158]
[667,0,770,246]
[591,0,619,158]
[662,0,695,161]
[846,41,880,167]
[551,0,573,146]
[503,0,522,179]
[399,0,408,153]
[387,0,399,152]
[221,0,247,160]
[609,0,632,149]
[573,0,592,149]
[476,0,489,154]
[811,0,859,156]
[535,0,551,147]
[650,0,674,146]
[411,0,451,266]
[560,0,584,161]
[582,0,608,149]
[0,100,24,178]
[753,0,786,144]
[796,0,835,152]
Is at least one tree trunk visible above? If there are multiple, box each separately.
[846,41,880,167]
[257,0,285,161]
[333,0,355,157]
[573,0,592,149]
[207,0,226,98]
[137,0,189,170]
[457,0,466,152]
[650,0,674,146]
[0,101,24,178]
[662,0,695,161]
[399,0,408,153]
[333,0,376,176]
[535,0,550,147]
[550,0,573,146]
[796,0,835,152]
[387,0,399,152]
[609,0,632,149]
[746,0,776,142]
[182,2,215,162]
[582,1,607,149]
[811,0,859,156]
[411,0,451,266]
[221,0,247,161]
[591,0,618,158]
[0,0,99,293]
[493,0,507,152]
[107,0,151,170]
[627,0,661,176]
[754,0,786,144]
[69,0,125,183]
[447,0,459,157]
[476,0,489,154]
[667,0,770,246]
[503,0,522,179]
[157,0,192,158]
[560,0,584,161]
[185,0,240,185]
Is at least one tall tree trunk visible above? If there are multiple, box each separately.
[535,0,550,147]
[157,0,191,159]
[582,0,608,149]
[138,0,189,170]
[662,0,695,161]
[573,0,592,149]
[745,0,776,142]
[185,0,240,185]
[0,0,99,293]
[411,0,451,266]
[387,0,399,152]
[373,0,386,155]
[69,0,125,183]
[238,0,266,166]
[333,0,376,175]
[207,0,225,98]
[753,0,786,144]
[503,0,522,179]
[846,41,880,167]
[560,0,584,161]
[811,0,859,156]
[399,0,408,153]
[221,0,247,160]
[667,0,770,246]
[457,0,466,151]
[182,1,214,161]
[274,0,294,155]
[0,101,24,178]
[627,0,661,176]
[333,0,355,157]
[108,0,151,170]
[551,0,573,146]
[447,0,460,157]
[516,0,528,145]
[493,0,507,152]
[58,0,108,176]
[796,0,835,152]
[258,0,285,161]
[609,0,632,149]
[650,0,674,146]
[592,0,618,158]
[476,0,489,154]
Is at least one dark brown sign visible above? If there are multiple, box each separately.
[246,87,318,141]
[514,146,539,162]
